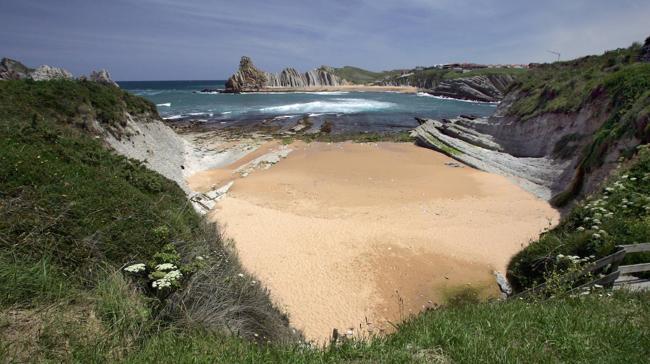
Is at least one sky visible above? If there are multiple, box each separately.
[1,0,649,81]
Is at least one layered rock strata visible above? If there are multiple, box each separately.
[224,56,346,92]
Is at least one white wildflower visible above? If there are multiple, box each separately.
[152,279,172,290]
[593,233,601,239]
[630,177,637,181]
[124,263,146,273]
[591,225,600,230]
[196,256,205,261]
[164,270,183,281]
[577,227,585,232]
[155,263,177,271]
[237,273,245,278]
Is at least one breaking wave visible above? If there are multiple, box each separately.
[259,98,395,114]
[156,102,171,107]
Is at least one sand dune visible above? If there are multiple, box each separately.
[189,142,559,343]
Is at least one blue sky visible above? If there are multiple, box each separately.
[1,0,649,80]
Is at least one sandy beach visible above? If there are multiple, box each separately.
[188,141,559,343]
[247,85,418,94]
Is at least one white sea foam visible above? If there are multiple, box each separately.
[157,102,171,107]
[163,115,183,120]
[260,98,395,114]
[221,111,232,115]
[416,92,499,105]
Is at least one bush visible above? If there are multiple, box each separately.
[508,145,650,291]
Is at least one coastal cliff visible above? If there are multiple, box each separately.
[224,56,346,92]
[413,39,650,206]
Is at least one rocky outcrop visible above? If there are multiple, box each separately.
[385,73,515,102]
[0,58,34,80]
[29,65,73,81]
[224,56,268,93]
[413,117,569,200]
[412,91,630,204]
[0,57,73,81]
[427,74,515,102]
[224,57,346,92]
[88,69,119,87]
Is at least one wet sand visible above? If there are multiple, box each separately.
[188,141,558,343]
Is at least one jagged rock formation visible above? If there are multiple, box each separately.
[427,74,515,102]
[0,58,72,81]
[224,56,346,92]
[88,69,119,87]
[264,66,346,88]
[224,56,268,93]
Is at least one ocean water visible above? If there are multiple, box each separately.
[119,80,497,133]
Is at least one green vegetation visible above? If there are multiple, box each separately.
[509,145,650,291]
[330,66,402,85]
[290,130,414,144]
[0,79,294,361]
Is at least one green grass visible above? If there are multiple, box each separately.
[122,291,649,363]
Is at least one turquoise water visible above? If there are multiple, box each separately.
[119,80,497,133]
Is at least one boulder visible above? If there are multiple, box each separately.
[89,69,119,87]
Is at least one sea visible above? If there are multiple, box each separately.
[119,80,497,133]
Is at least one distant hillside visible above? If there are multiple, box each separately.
[329,66,402,85]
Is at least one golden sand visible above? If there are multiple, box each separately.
[188,141,558,343]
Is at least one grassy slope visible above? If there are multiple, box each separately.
[127,290,650,363]
[503,42,650,206]
[330,66,401,85]
[0,80,293,361]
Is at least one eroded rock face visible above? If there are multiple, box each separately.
[224,57,346,92]
[89,69,119,87]
[224,56,268,93]
[412,91,633,205]
[29,65,73,81]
